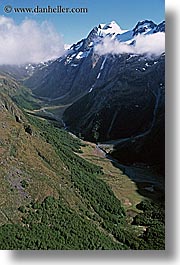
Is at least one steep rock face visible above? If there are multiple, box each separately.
[63,54,165,141]
[153,21,165,33]
[132,20,157,36]
[24,20,165,169]
[63,53,165,169]
[25,20,165,104]
[25,51,103,102]
[111,113,165,172]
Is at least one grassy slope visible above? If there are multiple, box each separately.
[0,95,66,224]
[0,114,128,248]
[0,77,127,249]
[0,75,83,224]
[0,74,40,107]
[0,75,165,250]
[79,142,143,212]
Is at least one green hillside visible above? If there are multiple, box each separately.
[0,75,165,250]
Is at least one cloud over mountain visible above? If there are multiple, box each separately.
[94,32,165,57]
[0,16,65,65]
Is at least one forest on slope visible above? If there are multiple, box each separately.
[0,75,165,249]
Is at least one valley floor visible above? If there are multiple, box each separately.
[78,141,164,213]
[24,104,165,209]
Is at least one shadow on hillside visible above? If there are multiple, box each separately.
[6,8,177,262]
[108,157,165,202]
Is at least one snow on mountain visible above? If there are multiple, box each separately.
[132,20,157,36]
[22,19,164,76]
[153,21,165,33]
[24,60,54,76]
[25,19,165,84]
[64,20,164,62]
[76,50,90,60]
[25,18,165,127]
[97,21,127,38]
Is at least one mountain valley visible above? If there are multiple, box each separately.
[0,19,165,250]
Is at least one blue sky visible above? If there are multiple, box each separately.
[0,0,165,44]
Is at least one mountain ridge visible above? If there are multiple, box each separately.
[1,75,165,250]
[0,17,165,249]
[20,19,165,171]
[24,19,165,102]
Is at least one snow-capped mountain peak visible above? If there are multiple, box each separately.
[133,20,157,36]
[68,21,128,54]
[97,20,127,38]
[25,18,165,113]
[58,19,165,67]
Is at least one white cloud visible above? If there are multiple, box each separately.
[94,37,133,56]
[0,16,65,65]
[134,32,165,57]
[94,32,165,58]
[64,44,72,50]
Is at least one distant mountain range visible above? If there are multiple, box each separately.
[24,20,165,101]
